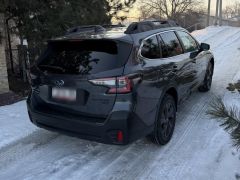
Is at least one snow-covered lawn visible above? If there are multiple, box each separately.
[0,26,240,180]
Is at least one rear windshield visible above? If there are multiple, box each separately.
[37,40,132,75]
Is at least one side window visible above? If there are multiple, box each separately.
[158,36,168,58]
[177,31,198,52]
[141,35,161,59]
[159,31,183,58]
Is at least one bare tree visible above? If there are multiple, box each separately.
[223,1,240,19]
[139,0,202,20]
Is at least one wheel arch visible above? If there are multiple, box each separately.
[210,58,214,70]
[151,86,178,145]
[165,87,178,111]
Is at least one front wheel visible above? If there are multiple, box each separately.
[150,94,176,145]
[198,62,213,92]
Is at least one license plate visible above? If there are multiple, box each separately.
[52,88,76,101]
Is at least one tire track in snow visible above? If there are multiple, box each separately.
[195,28,226,42]
[0,130,59,170]
[138,95,214,180]
[22,142,110,180]
[69,142,145,180]
[221,31,240,48]
[0,135,104,180]
[211,30,240,49]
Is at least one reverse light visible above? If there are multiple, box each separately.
[89,76,132,94]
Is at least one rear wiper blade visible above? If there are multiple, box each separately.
[38,65,65,72]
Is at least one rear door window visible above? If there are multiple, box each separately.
[177,31,198,52]
[37,40,132,75]
[141,35,161,59]
[159,31,183,58]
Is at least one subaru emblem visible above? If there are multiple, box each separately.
[54,80,64,87]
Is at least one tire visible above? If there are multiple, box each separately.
[150,94,176,145]
[198,62,213,92]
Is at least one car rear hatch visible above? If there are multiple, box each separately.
[31,39,132,120]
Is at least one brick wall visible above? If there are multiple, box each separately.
[0,13,9,94]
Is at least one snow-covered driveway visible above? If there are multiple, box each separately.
[0,26,240,180]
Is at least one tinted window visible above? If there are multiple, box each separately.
[141,35,160,59]
[160,32,183,58]
[158,36,168,58]
[37,40,132,75]
[177,31,198,52]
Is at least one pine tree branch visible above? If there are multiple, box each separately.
[207,97,240,149]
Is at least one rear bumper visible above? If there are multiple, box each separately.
[27,95,151,145]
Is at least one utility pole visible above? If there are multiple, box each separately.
[215,0,219,25]
[214,0,223,26]
[206,0,211,27]
[219,0,223,26]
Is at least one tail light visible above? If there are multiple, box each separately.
[89,76,132,94]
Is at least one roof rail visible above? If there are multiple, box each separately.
[65,25,106,35]
[102,24,126,29]
[125,20,179,34]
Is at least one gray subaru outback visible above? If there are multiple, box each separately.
[27,20,214,145]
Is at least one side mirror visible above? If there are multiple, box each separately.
[200,43,210,51]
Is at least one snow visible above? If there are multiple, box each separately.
[0,26,240,180]
[0,101,37,149]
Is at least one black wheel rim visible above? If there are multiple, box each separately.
[159,101,175,139]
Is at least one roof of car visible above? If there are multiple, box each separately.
[131,26,186,43]
[51,21,187,44]
[52,27,133,43]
